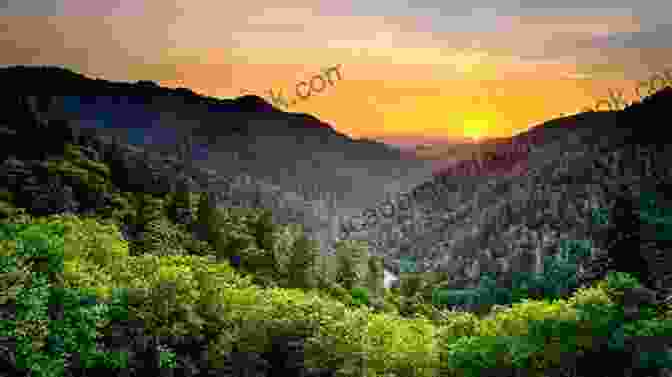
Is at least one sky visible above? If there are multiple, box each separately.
[1,0,671,149]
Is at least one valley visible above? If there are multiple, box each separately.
[2,65,672,377]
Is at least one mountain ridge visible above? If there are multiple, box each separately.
[334,87,672,301]
[4,64,670,302]
[0,65,436,217]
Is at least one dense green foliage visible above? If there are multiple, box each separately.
[2,155,672,377]
[5,90,672,376]
[333,239,369,291]
[2,206,672,377]
[0,222,177,377]
[349,286,370,307]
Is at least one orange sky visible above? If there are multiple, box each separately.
[1,1,671,147]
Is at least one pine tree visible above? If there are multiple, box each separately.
[166,174,194,226]
[195,191,226,258]
[286,233,321,290]
[129,192,166,256]
[252,208,278,251]
[606,184,649,288]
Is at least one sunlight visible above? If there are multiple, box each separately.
[462,119,488,141]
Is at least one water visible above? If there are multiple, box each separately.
[383,268,399,289]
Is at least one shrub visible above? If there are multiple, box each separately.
[0,221,142,377]
[350,286,370,307]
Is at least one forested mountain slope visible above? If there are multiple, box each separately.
[2,66,672,377]
[0,65,435,214]
[336,88,672,303]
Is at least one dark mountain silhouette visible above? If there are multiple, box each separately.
[0,65,435,217]
[0,64,437,262]
[420,110,623,175]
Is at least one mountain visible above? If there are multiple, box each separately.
[0,65,438,264]
[335,87,672,302]
[0,64,435,226]
[4,67,672,377]
[414,112,624,171]
[4,64,671,305]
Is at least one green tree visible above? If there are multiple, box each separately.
[333,240,368,291]
[366,255,385,300]
[166,176,194,224]
[252,208,278,251]
[314,252,334,291]
[350,286,370,307]
[399,272,426,300]
[194,191,227,260]
[134,193,164,228]
[286,233,321,290]
[134,217,188,257]
[128,192,165,256]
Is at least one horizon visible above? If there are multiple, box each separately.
[0,63,535,153]
[1,1,669,147]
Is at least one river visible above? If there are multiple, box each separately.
[383,268,399,289]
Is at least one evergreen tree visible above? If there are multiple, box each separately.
[314,253,334,290]
[194,191,227,259]
[366,255,385,299]
[134,192,164,229]
[177,133,194,176]
[166,174,194,226]
[286,233,321,290]
[128,193,166,256]
[334,240,368,291]
[134,217,188,257]
[195,191,216,240]
[607,184,649,288]
[253,208,278,251]
[399,272,426,300]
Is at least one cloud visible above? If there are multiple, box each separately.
[580,23,672,50]
[1,0,150,16]
[1,0,62,16]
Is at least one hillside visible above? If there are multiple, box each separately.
[0,64,435,216]
[4,65,672,297]
[2,67,672,377]
[336,89,672,301]
[0,64,439,258]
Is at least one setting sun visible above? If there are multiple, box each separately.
[463,119,488,141]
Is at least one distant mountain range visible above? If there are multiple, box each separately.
[335,86,672,301]
[5,64,670,301]
[370,135,481,153]
[0,65,436,217]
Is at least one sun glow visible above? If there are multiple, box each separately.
[463,119,488,141]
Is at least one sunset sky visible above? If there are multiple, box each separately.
[2,1,671,148]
